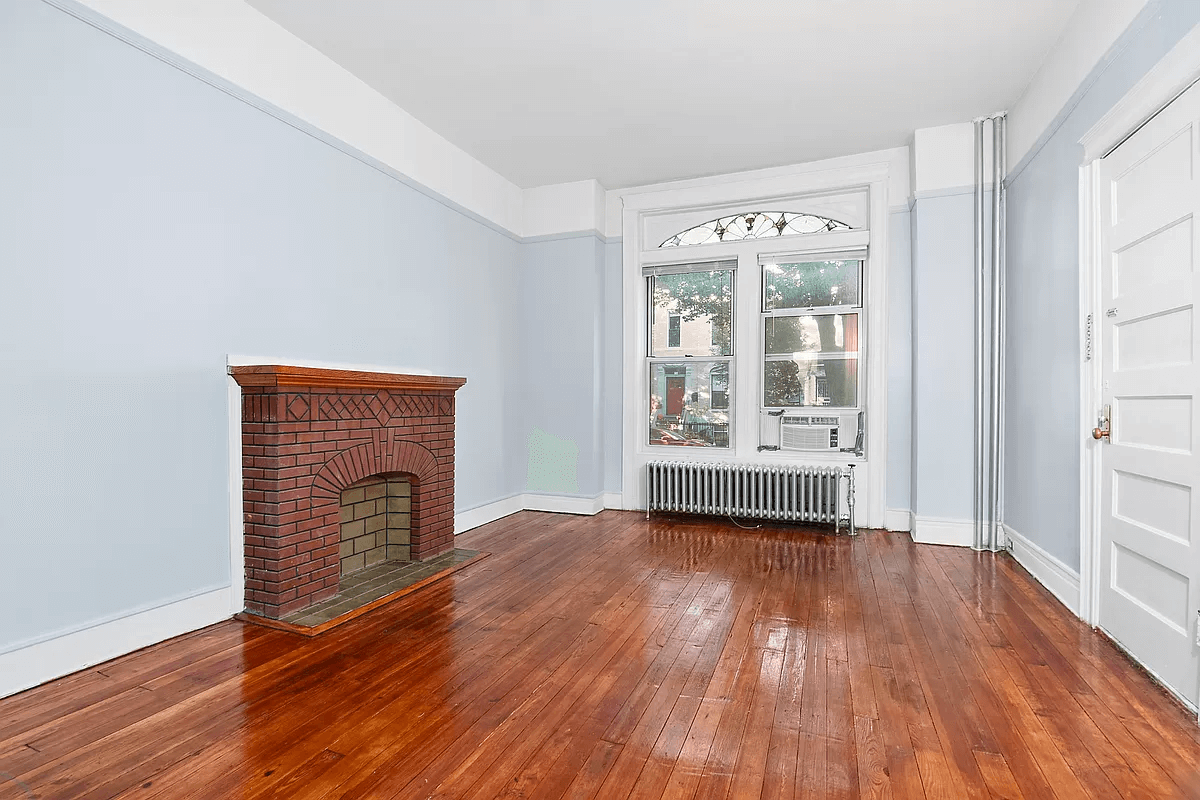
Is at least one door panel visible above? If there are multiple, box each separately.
[1112,543,1190,623]
[1114,395,1192,452]
[1112,123,1193,228]
[1112,469,1192,544]
[1113,306,1192,371]
[1098,81,1200,709]
[1114,216,1193,297]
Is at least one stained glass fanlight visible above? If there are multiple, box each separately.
[660,211,851,248]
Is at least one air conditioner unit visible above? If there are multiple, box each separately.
[780,415,840,451]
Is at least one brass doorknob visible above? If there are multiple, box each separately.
[1093,427,1107,440]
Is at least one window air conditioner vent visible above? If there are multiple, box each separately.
[781,422,838,451]
[780,415,838,426]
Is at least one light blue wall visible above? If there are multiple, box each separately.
[0,0,523,652]
[516,235,623,502]
[603,240,624,494]
[517,235,608,499]
[886,208,913,513]
[1004,0,1200,568]
[909,206,921,518]
[910,193,977,522]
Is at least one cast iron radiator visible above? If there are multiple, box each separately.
[646,461,855,534]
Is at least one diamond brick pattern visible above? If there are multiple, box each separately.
[389,395,436,423]
[286,394,310,421]
[235,379,462,620]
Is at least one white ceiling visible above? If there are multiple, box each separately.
[247,0,1080,190]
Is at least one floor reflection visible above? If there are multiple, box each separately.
[6,511,1200,799]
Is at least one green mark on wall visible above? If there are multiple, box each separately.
[526,428,579,494]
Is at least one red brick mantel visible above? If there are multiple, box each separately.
[230,365,466,618]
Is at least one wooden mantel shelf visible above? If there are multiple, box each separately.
[229,364,467,392]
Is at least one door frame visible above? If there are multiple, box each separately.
[1078,24,1200,717]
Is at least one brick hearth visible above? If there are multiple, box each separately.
[230,365,466,619]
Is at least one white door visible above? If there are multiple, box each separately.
[1097,81,1200,710]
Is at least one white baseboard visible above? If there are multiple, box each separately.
[911,515,974,547]
[520,492,606,516]
[454,491,617,534]
[454,493,524,534]
[0,587,230,700]
[1003,523,1081,616]
[884,508,912,532]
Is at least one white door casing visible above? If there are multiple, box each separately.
[1095,81,1200,711]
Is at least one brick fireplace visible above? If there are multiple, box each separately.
[230,365,466,619]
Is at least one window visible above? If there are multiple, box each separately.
[761,258,863,410]
[626,179,885,520]
[646,262,734,448]
[660,211,850,248]
[710,364,729,410]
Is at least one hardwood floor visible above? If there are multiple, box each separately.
[2,510,1199,799]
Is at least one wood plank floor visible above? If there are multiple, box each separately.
[2,510,1199,799]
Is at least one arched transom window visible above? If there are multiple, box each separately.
[660,211,852,248]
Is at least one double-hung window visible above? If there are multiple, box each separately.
[761,255,863,411]
[625,178,887,523]
[645,261,734,448]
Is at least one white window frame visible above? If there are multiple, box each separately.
[645,260,738,451]
[621,163,891,529]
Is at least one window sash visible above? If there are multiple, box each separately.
[760,254,865,313]
[760,305,862,410]
[642,258,737,277]
[762,355,860,409]
[763,352,857,362]
[647,358,734,449]
[646,268,736,358]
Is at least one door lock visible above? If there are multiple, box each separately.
[1092,404,1111,441]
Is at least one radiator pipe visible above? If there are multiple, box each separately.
[987,115,1007,552]
[847,465,856,536]
[973,120,987,551]
[971,114,1007,553]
